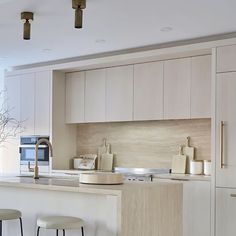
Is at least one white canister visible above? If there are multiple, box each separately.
[73,157,82,169]
[190,161,203,175]
[204,160,211,176]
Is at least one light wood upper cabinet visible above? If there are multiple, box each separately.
[164,58,191,119]
[65,56,211,124]
[5,76,21,124]
[6,71,51,136]
[191,55,211,118]
[134,61,164,120]
[217,45,236,73]
[106,65,134,122]
[65,72,85,123]
[216,72,236,188]
[35,71,51,135]
[20,73,35,135]
[85,69,106,122]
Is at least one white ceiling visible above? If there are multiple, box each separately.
[0,0,236,69]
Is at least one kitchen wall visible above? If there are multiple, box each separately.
[76,118,211,169]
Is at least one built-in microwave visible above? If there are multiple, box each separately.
[19,136,50,166]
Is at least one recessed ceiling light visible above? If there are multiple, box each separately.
[95,39,106,44]
[42,49,52,53]
[160,27,173,32]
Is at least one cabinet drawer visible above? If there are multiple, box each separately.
[217,45,236,72]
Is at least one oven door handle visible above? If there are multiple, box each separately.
[19,145,48,148]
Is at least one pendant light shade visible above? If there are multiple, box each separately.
[75,8,83,29]
[23,20,31,40]
[21,12,34,40]
[72,0,86,29]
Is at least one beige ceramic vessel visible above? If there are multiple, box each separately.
[79,172,124,185]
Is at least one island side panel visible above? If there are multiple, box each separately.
[121,182,183,236]
[0,186,119,236]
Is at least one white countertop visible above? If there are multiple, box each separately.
[154,173,211,181]
[0,175,181,196]
[51,169,211,181]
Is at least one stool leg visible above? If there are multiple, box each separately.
[19,218,23,236]
[81,227,84,236]
[56,229,58,236]
[37,227,40,236]
[0,220,2,236]
[63,229,65,236]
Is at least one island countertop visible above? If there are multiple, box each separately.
[0,175,182,196]
[0,175,182,236]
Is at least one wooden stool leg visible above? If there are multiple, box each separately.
[36,227,40,236]
[63,229,65,236]
[81,227,84,236]
[0,220,2,236]
[19,218,23,236]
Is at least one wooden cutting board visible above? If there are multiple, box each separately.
[171,146,187,174]
[183,137,195,174]
[97,138,107,170]
[101,144,114,171]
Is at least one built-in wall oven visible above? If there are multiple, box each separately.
[19,136,50,172]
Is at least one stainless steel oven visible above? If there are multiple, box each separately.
[19,136,50,166]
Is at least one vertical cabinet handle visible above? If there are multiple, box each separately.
[220,121,225,169]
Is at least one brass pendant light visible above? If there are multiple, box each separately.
[21,12,34,40]
[72,0,86,29]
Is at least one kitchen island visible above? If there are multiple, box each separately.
[0,176,182,236]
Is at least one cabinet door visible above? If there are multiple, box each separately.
[216,72,236,188]
[65,72,85,123]
[35,71,51,135]
[3,76,21,173]
[85,69,106,122]
[191,55,211,118]
[5,76,21,122]
[216,188,236,236]
[106,65,133,122]
[20,73,35,135]
[217,45,236,73]
[154,178,211,236]
[164,58,191,119]
[134,61,164,120]
[183,181,211,236]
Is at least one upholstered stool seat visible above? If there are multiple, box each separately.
[0,209,23,236]
[37,215,84,236]
[0,209,22,221]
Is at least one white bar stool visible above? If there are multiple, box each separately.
[37,216,84,236]
[0,209,23,236]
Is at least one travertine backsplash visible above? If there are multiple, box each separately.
[76,119,211,169]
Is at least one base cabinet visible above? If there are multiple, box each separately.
[183,181,211,236]
[155,179,211,236]
[216,188,236,236]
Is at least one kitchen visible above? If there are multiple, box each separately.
[0,1,235,236]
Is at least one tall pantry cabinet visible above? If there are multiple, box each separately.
[215,44,236,236]
[2,71,51,173]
